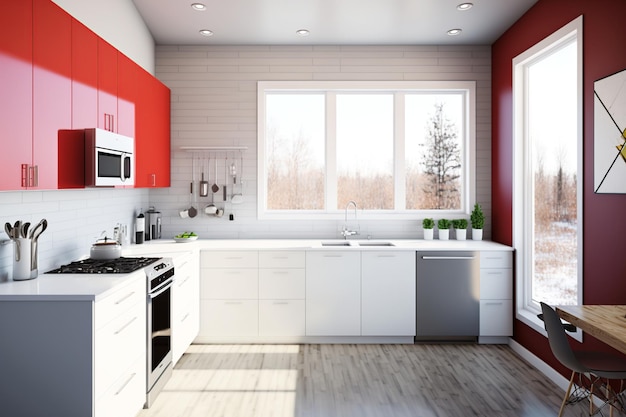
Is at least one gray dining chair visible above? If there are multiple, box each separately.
[541,302,626,416]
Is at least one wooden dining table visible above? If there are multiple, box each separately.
[556,305,626,355]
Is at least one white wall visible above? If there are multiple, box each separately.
[151,45,492,240]
[51,0,155,73]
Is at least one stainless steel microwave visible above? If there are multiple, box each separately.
[84,128,134,187]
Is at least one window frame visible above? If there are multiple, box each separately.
[512,16,583,340]
[257,80,476,220]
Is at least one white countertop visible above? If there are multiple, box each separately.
[0,270,144,302]
[0,238,512,301]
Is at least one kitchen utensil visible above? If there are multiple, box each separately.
[90,239,122,260]
[223,156,228,201]
[5,222,13,238]
[205,204,217,215]
[211,156,220,193]
[231,153,244,204]
[187,158,197,218]
[21,222,30,238]
[199,156,209,197]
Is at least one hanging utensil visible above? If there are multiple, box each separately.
[223,156,228,201]
[231,153,244,204]
[211,155,220,194]
[199,155,209,197]
[188,157,197,218]
[5,222,13,239]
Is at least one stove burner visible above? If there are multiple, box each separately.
[47,257,161,274]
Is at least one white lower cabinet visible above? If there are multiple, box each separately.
[259,251,306,337]
[0,274,147,417]
[479,251,513,340]
[199,251,259,339]
[172,250,200,365]
[361,251,416,336]
[306,251,361,336]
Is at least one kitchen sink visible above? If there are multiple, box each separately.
[357,242,395,246]
[321,241,352,246]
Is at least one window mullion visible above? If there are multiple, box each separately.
[394,93,406,210]
[326,92,338,211]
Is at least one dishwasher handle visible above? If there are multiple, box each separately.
[421,256,476,260]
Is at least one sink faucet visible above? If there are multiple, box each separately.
[341,200,360,239]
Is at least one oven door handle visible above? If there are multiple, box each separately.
[149,278,174,299]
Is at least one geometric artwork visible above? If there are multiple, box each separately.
[594,68,626,193]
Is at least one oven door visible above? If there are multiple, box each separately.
[147,277,173,392]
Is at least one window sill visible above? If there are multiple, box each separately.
[517,305,582,343]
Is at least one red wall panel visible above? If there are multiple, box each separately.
[492,0,626,370]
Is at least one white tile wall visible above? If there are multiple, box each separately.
[152,45,492,241]
[0,188,149,281]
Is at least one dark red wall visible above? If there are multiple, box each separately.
[492,0,626,371]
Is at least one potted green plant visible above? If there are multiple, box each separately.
[452,218,468,240]
[422,218,435,240]
[470,203,485,241]
[437,218,451,240]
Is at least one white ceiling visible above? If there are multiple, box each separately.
[132,0,538,46]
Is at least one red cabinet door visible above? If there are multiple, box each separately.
[0,1,33,189]
[135,69,170,188]
[33,0,72,189]
[98,39,117,132]
[71,19,98,129]
[117,52,137,138]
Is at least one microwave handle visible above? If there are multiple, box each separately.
[120,153,131,182]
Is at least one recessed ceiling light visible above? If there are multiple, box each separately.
[199,29,213,37]
[191,3,207,11]
[447,28,462,36]
[457,3,473,11]
[296,29,310,37]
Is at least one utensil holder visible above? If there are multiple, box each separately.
[13,238,37,281]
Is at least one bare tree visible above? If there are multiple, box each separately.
[419,103,461,209]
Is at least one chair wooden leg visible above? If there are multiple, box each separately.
[559,371,576,417]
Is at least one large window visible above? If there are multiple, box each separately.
[258,81,475,218]
[513,17,583,337]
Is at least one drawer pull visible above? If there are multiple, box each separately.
[273,301,290,305]
[377,255,396,258]
[114,316,138,335]
[115,373,136,396]
[271,271,289,275]
[487,271,504,275]
[485,256,503,260]
[177,276,190,286]
[484,302,504,306]
[181,312,190,322]
[422,256,475,260]
[323,254,343,258]
[272,256,289,259]
[114,291,136,305]
[224,256,243,260]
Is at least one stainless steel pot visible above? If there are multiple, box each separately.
[90,239,122,260]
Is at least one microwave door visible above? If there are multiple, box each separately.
[121,153,130,182]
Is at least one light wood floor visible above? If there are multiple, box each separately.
[137,343,613,417]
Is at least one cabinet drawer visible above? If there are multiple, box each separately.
[200,251,258,268]
[96,357,146,417]
[200,300,258,337]
[95,276,144,330]
[259,269,305,299]
[201,268,258,299]
[95,301,145,400]
[258,251,305,268]
[480,251,513,269]
[259,300,305,336]
[480,269,512,299]
[480,300,513,336]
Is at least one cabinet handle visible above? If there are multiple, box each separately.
[32,165,38,187]
[224,256,243,260]
[114,316,138,335]
[271,271,289,275]
[484,302,504,306]
[487,271,504,275]
[177,276,190,286]
[323,254,343,258]
[376,255,396,258]
[21,164,28,187]
[151,174,156,187]
[181,312,190,322]
[485,256,503,260]
[272,301,289,305]
[115,291,136,305]
[115,373,136,396]
[224,271,242,275]
[422,256,475,260]
[271,256,289,259]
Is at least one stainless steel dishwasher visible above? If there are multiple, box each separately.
[415,251,480,341]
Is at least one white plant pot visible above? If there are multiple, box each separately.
[438,229,449,240]
[424,229,434,240]
[456,228,467,240]
[472,228,483,241]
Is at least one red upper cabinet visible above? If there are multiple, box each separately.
[33,0,72,189]
[98,39,118,132]
[0,1,32,189]
[117,53,137,138]
[71,19,98,129]
[135,69,171,188]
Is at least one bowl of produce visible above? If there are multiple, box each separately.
[174,232,198,243]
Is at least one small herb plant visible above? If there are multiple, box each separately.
[437,219,451,230]
[452,218,468,229]
[422,218,435,229]
[470,203,485,229]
